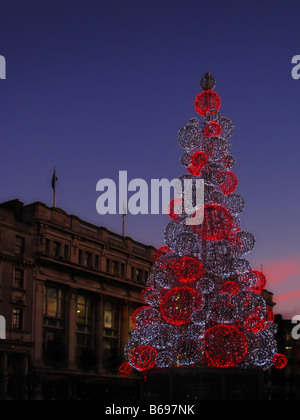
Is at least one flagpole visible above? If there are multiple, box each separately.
[53,167,57,208]
[122,200,126,237]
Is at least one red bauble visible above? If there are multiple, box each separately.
[187,152,208,176]
[129,346,158,372]
[194,204,233,241]
[204,122,222,138]
[205,325,248,368]
[220,171,238,195]
[195,91,221,116]
[273,353,288,370]
[153,246,173,262]
[174,256,203,284]
[119,362,134,377]
[220,281,239,296]
[245,271,267,294]
[160,287,202,325]
[244,315,265,333]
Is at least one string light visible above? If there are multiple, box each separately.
[121,74,283,376]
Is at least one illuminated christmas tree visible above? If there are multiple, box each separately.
[119,73,287,377]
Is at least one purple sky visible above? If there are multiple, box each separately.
[1,0,300,318]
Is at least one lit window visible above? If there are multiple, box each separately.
[12,308,23,330]
[44,286,65,318]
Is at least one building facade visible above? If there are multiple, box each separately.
[0,200,155,399]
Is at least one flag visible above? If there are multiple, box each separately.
[52,167,58,190]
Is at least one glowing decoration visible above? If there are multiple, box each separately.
[244,315,265,334]
[132,307,161,329]
[129,346,158,371]
[220,281,239,296]
[160,287,202,325]
[156,351,176,368]
[174,256,203,283]
[122,73,281,375]
[187,152,208,176]
[205,325,248,368]
[209,294,239,324]
[175,334,203,366]
[119,362,134,377]
[195,90,221,116]
[141,287,162,307]
[243,271,267,294]
[272,353,288,370]
[153,246,173,262]
[200,204,233,241]
[220,171,238,195]
[167,198,183,220]
[204,122,222,138]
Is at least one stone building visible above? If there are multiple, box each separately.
[0,199,155,399]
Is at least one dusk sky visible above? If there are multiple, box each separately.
[0,0,300,318]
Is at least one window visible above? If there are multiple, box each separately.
[15,236,25,255]
[104,302,119,336]
[106,259,111,273]
[95,255,100,270]
[53,241,61,258]
[14,268,24,289]
[121,263,125,278]
[84,252,93,268]
[136,269,143,283]
[43,286,65,319]
[45,239,50,254]
[111,261,118,275]
[12,308,23,330]
[76,295,93,356]
[131,267,135,281]
[64,244,69,261]
[103,302,120,371]
[77,295,92,331]
[78,249,83,264]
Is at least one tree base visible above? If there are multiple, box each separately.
[141,367,264,400]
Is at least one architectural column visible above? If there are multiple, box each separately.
[68,288,77,370]
[95,295,104,372]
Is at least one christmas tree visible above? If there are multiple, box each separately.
[119,73,287,377]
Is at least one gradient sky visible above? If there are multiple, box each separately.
[0,0,300,318]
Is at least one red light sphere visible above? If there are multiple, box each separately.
[187,152,208,176]
[153,246,173,263]
[220,281,239,296]
[129,346,158,372]
[245,271,267,294]
[195,91,221,116]
[160,287,202,326]
[205,325,248,368]
[273,353,288,370]
[204,122,222,138]
[220,171,238,195]
[194,204,233,241]
[174,256,204,284]
[119,362,134,377]
[244,315,265,334]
